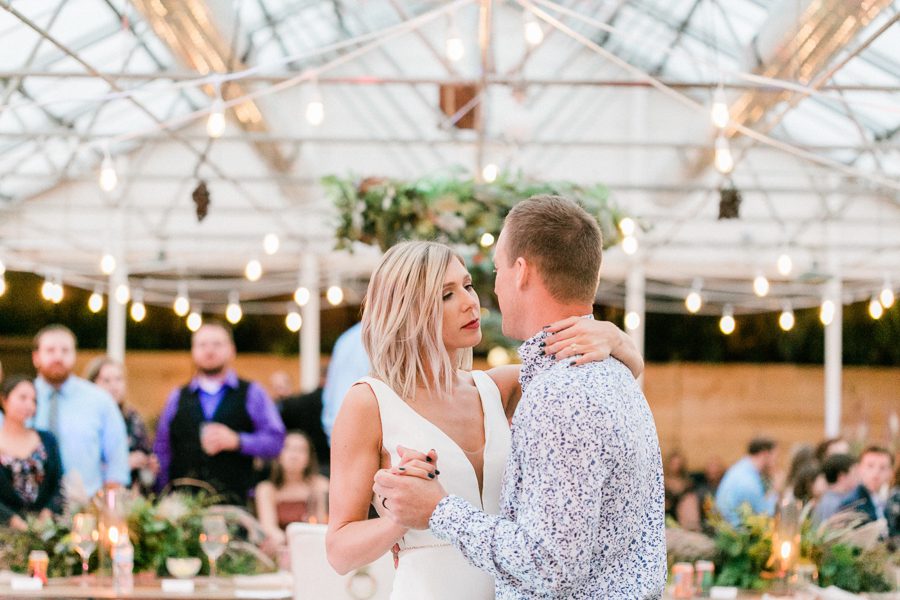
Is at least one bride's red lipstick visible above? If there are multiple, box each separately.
[462,318,480,330]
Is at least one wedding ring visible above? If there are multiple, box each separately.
[381,497,389,510]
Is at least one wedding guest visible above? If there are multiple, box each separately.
[255,431,329,548]
[0,376,63,530]
[790,462,826,505]
[154,320,285,504]
[814,437,851,463]
[715,437,779,526]
[664,450,701,531]
[887,461,899,541]
[0,325,130,498]
[812,453,858,526]
[269,371,294,402]
[839,446,894,527]
[320,323,370,441]
[276,366,330,473]
[84,357,155,494]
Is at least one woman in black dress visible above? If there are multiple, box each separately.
[0,376,63,530]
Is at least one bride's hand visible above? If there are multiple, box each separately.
[543,317,644,377]
[393,446,439,481]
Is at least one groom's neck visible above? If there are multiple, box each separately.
[521,301,594,340]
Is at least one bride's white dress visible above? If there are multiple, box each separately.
[360,371,512,600]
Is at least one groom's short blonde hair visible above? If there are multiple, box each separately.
[362,241,473,402]
[503,195,602,304]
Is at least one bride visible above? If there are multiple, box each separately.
[326,241,642,599]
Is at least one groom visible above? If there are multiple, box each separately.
[373,195,667,598]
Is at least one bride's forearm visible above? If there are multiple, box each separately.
[614,329,644,378]
[326,516,406,575]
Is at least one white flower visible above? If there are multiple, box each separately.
[156,495,190,524]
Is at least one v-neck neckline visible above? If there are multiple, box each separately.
[367,373,491,503]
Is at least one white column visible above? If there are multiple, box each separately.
[625,264,645,388]
[300,253,320,393]
[824,274,842,437]
[107,265,126,362]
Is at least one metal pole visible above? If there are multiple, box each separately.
[300,253,321,393]
[823,274,842,437]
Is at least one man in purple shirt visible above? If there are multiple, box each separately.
[154,321,285,504]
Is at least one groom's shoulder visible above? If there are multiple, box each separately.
[527,357,637,407]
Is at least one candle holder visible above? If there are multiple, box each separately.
[769,498,802,595]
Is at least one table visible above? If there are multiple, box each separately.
[0,576,292,600]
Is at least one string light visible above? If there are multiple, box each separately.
[445,18,464,62]
[523,11,544,46]
[819,299,835,326]
[293,286,310,307]
[88,289,104,313]
[777,252,793,277]
[622,235,638,255]
[305,79,325,126]
[618,217,636,237]
[714,133,734,174]
[779,304,795,331]
[710,85,729,129]
[225,292,242,324]
[286,311,302,332]
[114,283,130,305]
[869,296,884,320]
[487,346,510,368]
[187,311,203,332]
[41,278,55,301]
[174,283,190,317]
[481,163,498,183]
[719,305,735,335]
[880,279,895,308]
[245,259,263,282]
[206,96,226,138]
[0,259,4,276]
[263,233,280,255]
[0,276,6,298]
[479,232,495,248]
[685,279,703,314]
[753,272,770,297]
[326,285,344,306]
[129,290,146,322]
[100,253,116,275]
[624,311,640,331]
[51,282,63,304]
[99,147,118,192]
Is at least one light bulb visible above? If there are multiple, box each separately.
[624,312,640,331]
[50,282,63,304]
[480,232,495,248]
[481,163,498,183]
[779,307,795,331]
[618,217,636,237]
[293,286,310,307]
[41,279,54,301]
[174,295,190,317]
[245,259,262,282]
[869,296,884,320]
[622,235,638,255]
[99,152,118,192]
[820,299,835,326]
[130,301,146,322]
[186,311,202,332]
[114,283,130,305]
[719,306,736,335]
[753,273,769,297]
[263,233,280,255]
[777,253,793,276]
[100,253,116,275]
[0,277,5,297]
[523,13,544,46]
[327,285,343,306]
[710,85,729,129]
[206,98,226,138]
[880,285,895,309]
[486,346,510,368]
[685,291,702,314]
[445,33,464,62]
[88,290,104,313]
[286,311,303,332]
[714,134,734,174]
[226,292,242,324]
[0,259,5,275]
[305,82,325,127]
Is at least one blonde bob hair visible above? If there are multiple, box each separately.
[362,241,473,401]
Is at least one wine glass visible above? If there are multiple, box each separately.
[71,513,97,584]
[199,515,229,587]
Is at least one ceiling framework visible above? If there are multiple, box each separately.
[0,0,898,317]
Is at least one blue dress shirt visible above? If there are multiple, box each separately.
[321,323,371,440]
[715,457,776,526]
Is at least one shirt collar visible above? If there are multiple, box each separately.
[188,369,239,393]
[517,314,595,390]
[36,375,74,396]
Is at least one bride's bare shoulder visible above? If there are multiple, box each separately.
[331,382,381,446]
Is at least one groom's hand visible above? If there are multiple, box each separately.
[373,469,447,530]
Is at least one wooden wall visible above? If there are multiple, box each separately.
[7,349,899,471]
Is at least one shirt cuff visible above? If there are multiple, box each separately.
[429,494,475,542]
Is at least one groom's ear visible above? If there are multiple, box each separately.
[514,256,529,291]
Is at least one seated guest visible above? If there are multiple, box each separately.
[790,462,826,505]
[715,437,779,526]
[664,450,701,531]
[840,446,894,528]
[813,453,858,526]
[255,431,328,547]
[814,437,851,463]
[887,461,899,541]
[0,376,63,530]
[154,321,285,504]
[85,357,155,494]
